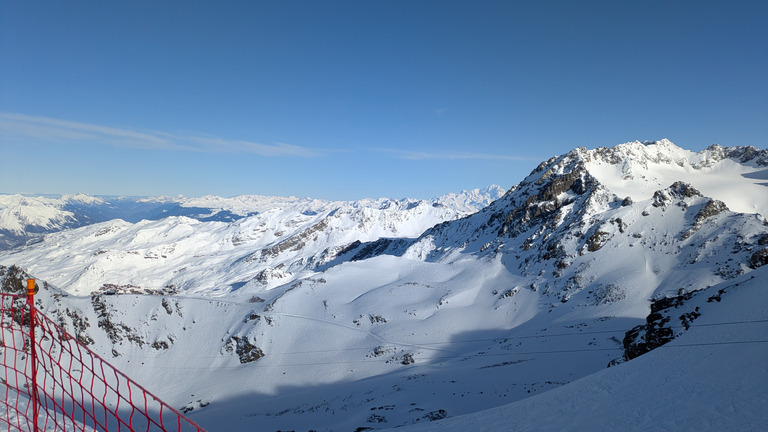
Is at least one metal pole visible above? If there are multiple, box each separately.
[27,278,39,432]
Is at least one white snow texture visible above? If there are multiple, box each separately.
[0,140,766,431]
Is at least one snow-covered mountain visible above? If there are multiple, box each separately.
[0,186,505,251]
[1,140,766,431]
[0,187,504,296]
[342,139,768,309]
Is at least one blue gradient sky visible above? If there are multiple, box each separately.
[1,1,766,200]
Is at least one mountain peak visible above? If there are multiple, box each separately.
[580,140,768,216]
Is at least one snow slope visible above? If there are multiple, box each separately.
[390,267,768,432]
[1,140,766,431]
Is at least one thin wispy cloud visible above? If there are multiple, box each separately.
[0,113,322,157]
[187,137,319,157]
[377,147,537,161]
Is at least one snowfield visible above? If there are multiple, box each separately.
[1,140,766,431]
[391,267,768,432]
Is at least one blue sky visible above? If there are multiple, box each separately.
[1,1,766,200]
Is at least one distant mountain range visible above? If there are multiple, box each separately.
[0,186,505,251]
[1,140,766,431]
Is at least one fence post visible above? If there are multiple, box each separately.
[26,278,39,432]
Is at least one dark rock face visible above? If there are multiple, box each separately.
[91,294,146,351]
[585,230,609,252]
[498,167,589,238]
[622,312,675,361]
[622,291,697,361]
[694,200,728,224]
[0,265,27,293]
[225,335,265,364]
[65,308,94,345]
[652,182,701,208]
[423,409,448,421]
[706,144,768,166]
[748,248,768,269]
[681,199,730,240]
[351,238,406,261]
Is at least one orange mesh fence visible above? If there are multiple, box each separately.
[1,288,206,432]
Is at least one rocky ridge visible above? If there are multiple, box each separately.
[341,140,768,306]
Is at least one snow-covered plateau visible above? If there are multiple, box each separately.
[1,140,766,431]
